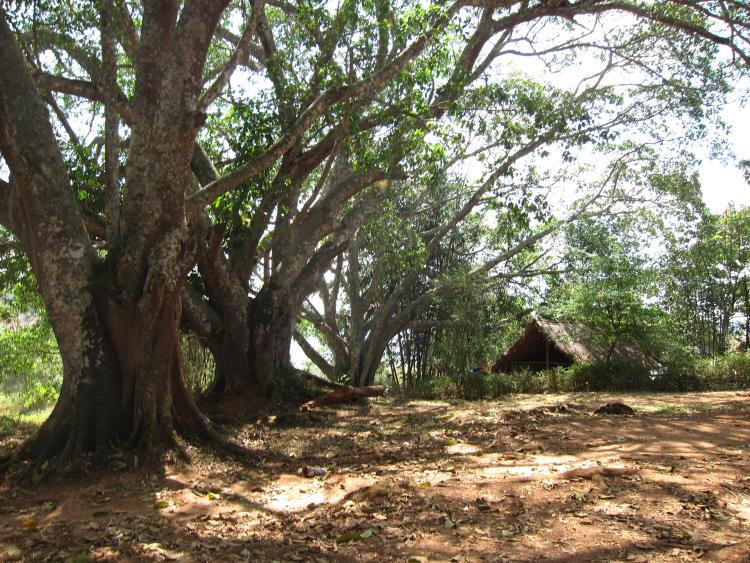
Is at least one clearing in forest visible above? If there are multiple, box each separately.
[1,391,749,562]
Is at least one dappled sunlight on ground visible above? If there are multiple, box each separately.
[0,391,749,561]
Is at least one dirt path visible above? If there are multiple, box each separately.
[1,392,749,562]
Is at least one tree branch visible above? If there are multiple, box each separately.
[101,0,122,248]
[293,329,334,377]
[198,2,264,113]
[187,1,462,209]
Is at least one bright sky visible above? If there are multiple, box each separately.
[699,96,749,213]
[495,14,750,216]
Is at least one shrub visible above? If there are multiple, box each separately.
[483,367,571,397]
[402,352,750,401]
[458,372,487,400]
[429,374,462,400]
[563,361,653,391]
[0,318,62,410]
[691,353,750,391]
[537,366,574,393]
[485,371,518,396]
[463,361,654,397]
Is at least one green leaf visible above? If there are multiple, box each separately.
[6,545,22,559]
[336,530,361,543]
[153,500,170,509]
[444,518,455,529]
[359,527,373,539]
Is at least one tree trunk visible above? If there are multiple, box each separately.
[21,274,214,462]
[0,6,226,463]
[196,281,299,407]
[246,284,296,394]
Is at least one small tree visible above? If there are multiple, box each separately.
[544,212,667,368]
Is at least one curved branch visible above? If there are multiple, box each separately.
[198,2,264,113]
[188,1,462,209]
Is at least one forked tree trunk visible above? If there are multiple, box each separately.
[201,282,298,407]
[0,5,227,462]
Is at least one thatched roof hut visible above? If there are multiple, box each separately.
[491,318,661,373]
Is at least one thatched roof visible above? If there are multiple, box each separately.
[492,318,661,373]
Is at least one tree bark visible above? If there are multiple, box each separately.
[191,274,302,407]
[0,6,228,462]
[246,283,298,393]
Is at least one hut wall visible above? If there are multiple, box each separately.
[494,323,574,372]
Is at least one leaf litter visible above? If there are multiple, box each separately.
[0,391,748,561]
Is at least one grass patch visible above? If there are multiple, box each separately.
[638,402,694,415]
[0,391,51,430]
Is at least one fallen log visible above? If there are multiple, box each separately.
[299,385,385,411]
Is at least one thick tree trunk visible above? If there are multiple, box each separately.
[21,273,216,462]
[0,6,227,463]
[20,300,124,461]
[246,284,296,394]
[195,281,299,408]
[191,259,253,405]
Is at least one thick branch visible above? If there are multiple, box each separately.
[293,329,335,378]
[101,0,121,248]
[188,1,462,209]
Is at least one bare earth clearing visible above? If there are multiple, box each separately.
[1,392,749,562]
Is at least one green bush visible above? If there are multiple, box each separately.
[426,360,659,399]
[650,366,699,391]
[0,319,62,410]
[562,361,653,391]
[429,374,462,400]
[403,352,750,401]
[691,353,750,391]
[485,371,518,396]
[458,372,487,400]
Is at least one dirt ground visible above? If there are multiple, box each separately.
[1,391,749,562]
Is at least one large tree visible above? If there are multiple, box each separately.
[0,1,748,461]
[181,0,750,402]
[0,0,465,457]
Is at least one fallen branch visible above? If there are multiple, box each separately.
[558,466,637,480]
[299,385,385,411]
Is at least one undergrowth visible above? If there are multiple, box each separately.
[409,354,750,401]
